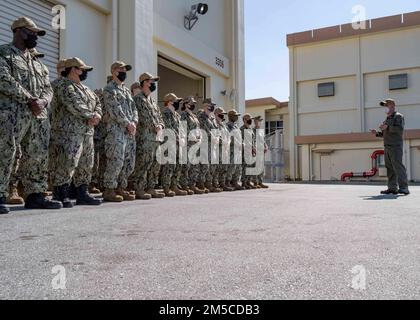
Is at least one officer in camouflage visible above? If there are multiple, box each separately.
[7,50,60,206]
[371,98,410,195]
[214,107,234,192]
[102,61,138,202]
[226,110,244,191]
[179,96,205,195]
[241,114,257,190]
[48,59,67,190]
[132,73,166,200]
[252,116,269,189]
[0,17,62,214]
[161,93,188,197]
[51,57,103,208]
[198,99,222,193]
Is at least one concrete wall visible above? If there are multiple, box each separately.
[53,0,244,111]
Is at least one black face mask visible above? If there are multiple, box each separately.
[189,104,196,112]
[24,34,38,49]
[247,120,253,125]
[149,83,157,93]
[218,115,225,121]
[208,106,215,113]
[173,101,180,111]
[117,72,127,82]
[79,70,89,82]
[229,116,239,123]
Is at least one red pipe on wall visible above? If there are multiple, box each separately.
[341,150,384,181]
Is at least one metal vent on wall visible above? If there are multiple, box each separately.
[0,0,60,79]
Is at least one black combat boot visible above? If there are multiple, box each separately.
[25,193,63,210]
[0,197,10,215]
[76,185,102,206]
[53,185,74,208]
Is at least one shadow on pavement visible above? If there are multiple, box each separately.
[361,195,405,201]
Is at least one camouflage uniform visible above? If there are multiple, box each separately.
[102,81,138,189]
[0,44,53,198]
[48,77,64,185]
[198,111,218,186]
[215,120,230,188]
[226,120,242,185]
[92,88,108,189]
[132,91,165,192]
[252,127,267,185]
[180,110,202,189]
[51,77,102,187]
[161,107,183,188]
[241,125,255,184]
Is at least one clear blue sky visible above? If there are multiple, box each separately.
[245,0,420,102]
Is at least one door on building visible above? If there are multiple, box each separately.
[157,55,206,107]
[0,0,60,79]
[320,154,332,181]
[410,147,420,182]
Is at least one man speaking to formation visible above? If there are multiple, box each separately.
[370,98,410,196]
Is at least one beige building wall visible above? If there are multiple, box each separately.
[246,98,290,179]
[18,0,245,113]
[288,11,420,182]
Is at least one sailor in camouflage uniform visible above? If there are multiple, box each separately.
[198,99,222,193]
[226,110,244,191]
[90,75,113,194]
[241,114,257,189]
[214,107,234,192]
[252,116,269,189]
[132,73,166,200]
[0,17,62,214]
[102,61,138,202]
[7,50,61,205]
[161,93,188,197]
[179,97,205,195]
[51,57,102,208]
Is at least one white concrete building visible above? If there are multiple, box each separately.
[0,0,245,113]
[287,11,420,182]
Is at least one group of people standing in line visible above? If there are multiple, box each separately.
[0,17,268,215]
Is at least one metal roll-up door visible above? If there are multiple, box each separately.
[0,0,60,79]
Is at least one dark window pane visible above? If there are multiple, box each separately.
[318,82,335,97]
[389,74,408,90]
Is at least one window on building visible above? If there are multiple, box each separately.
[265,120,284,135]
[318,82,335,97]
[389,74,408,90]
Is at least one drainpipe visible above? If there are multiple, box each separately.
[112,0,118,61]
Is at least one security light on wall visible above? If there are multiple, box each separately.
[184,3,209,30]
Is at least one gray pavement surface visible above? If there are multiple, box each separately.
[0,184,419,300]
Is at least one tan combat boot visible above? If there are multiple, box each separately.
[259,183,269,189]
[116,187,136,201]
[184,187,195,195]
[197,183,209,194]
[89,184,101,194]
[191,185,204,195]
[135,190,152,200]
[103,189,124,203]
[171,185,188,196]
[232,182,244,191]
[146,189,165,199]
[7,186,24,205]
[163,187,176,197]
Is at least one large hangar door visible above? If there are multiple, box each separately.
[157,56,205,107]
[0,0,60,79]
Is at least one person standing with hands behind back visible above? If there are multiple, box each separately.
[370,98,410,195]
